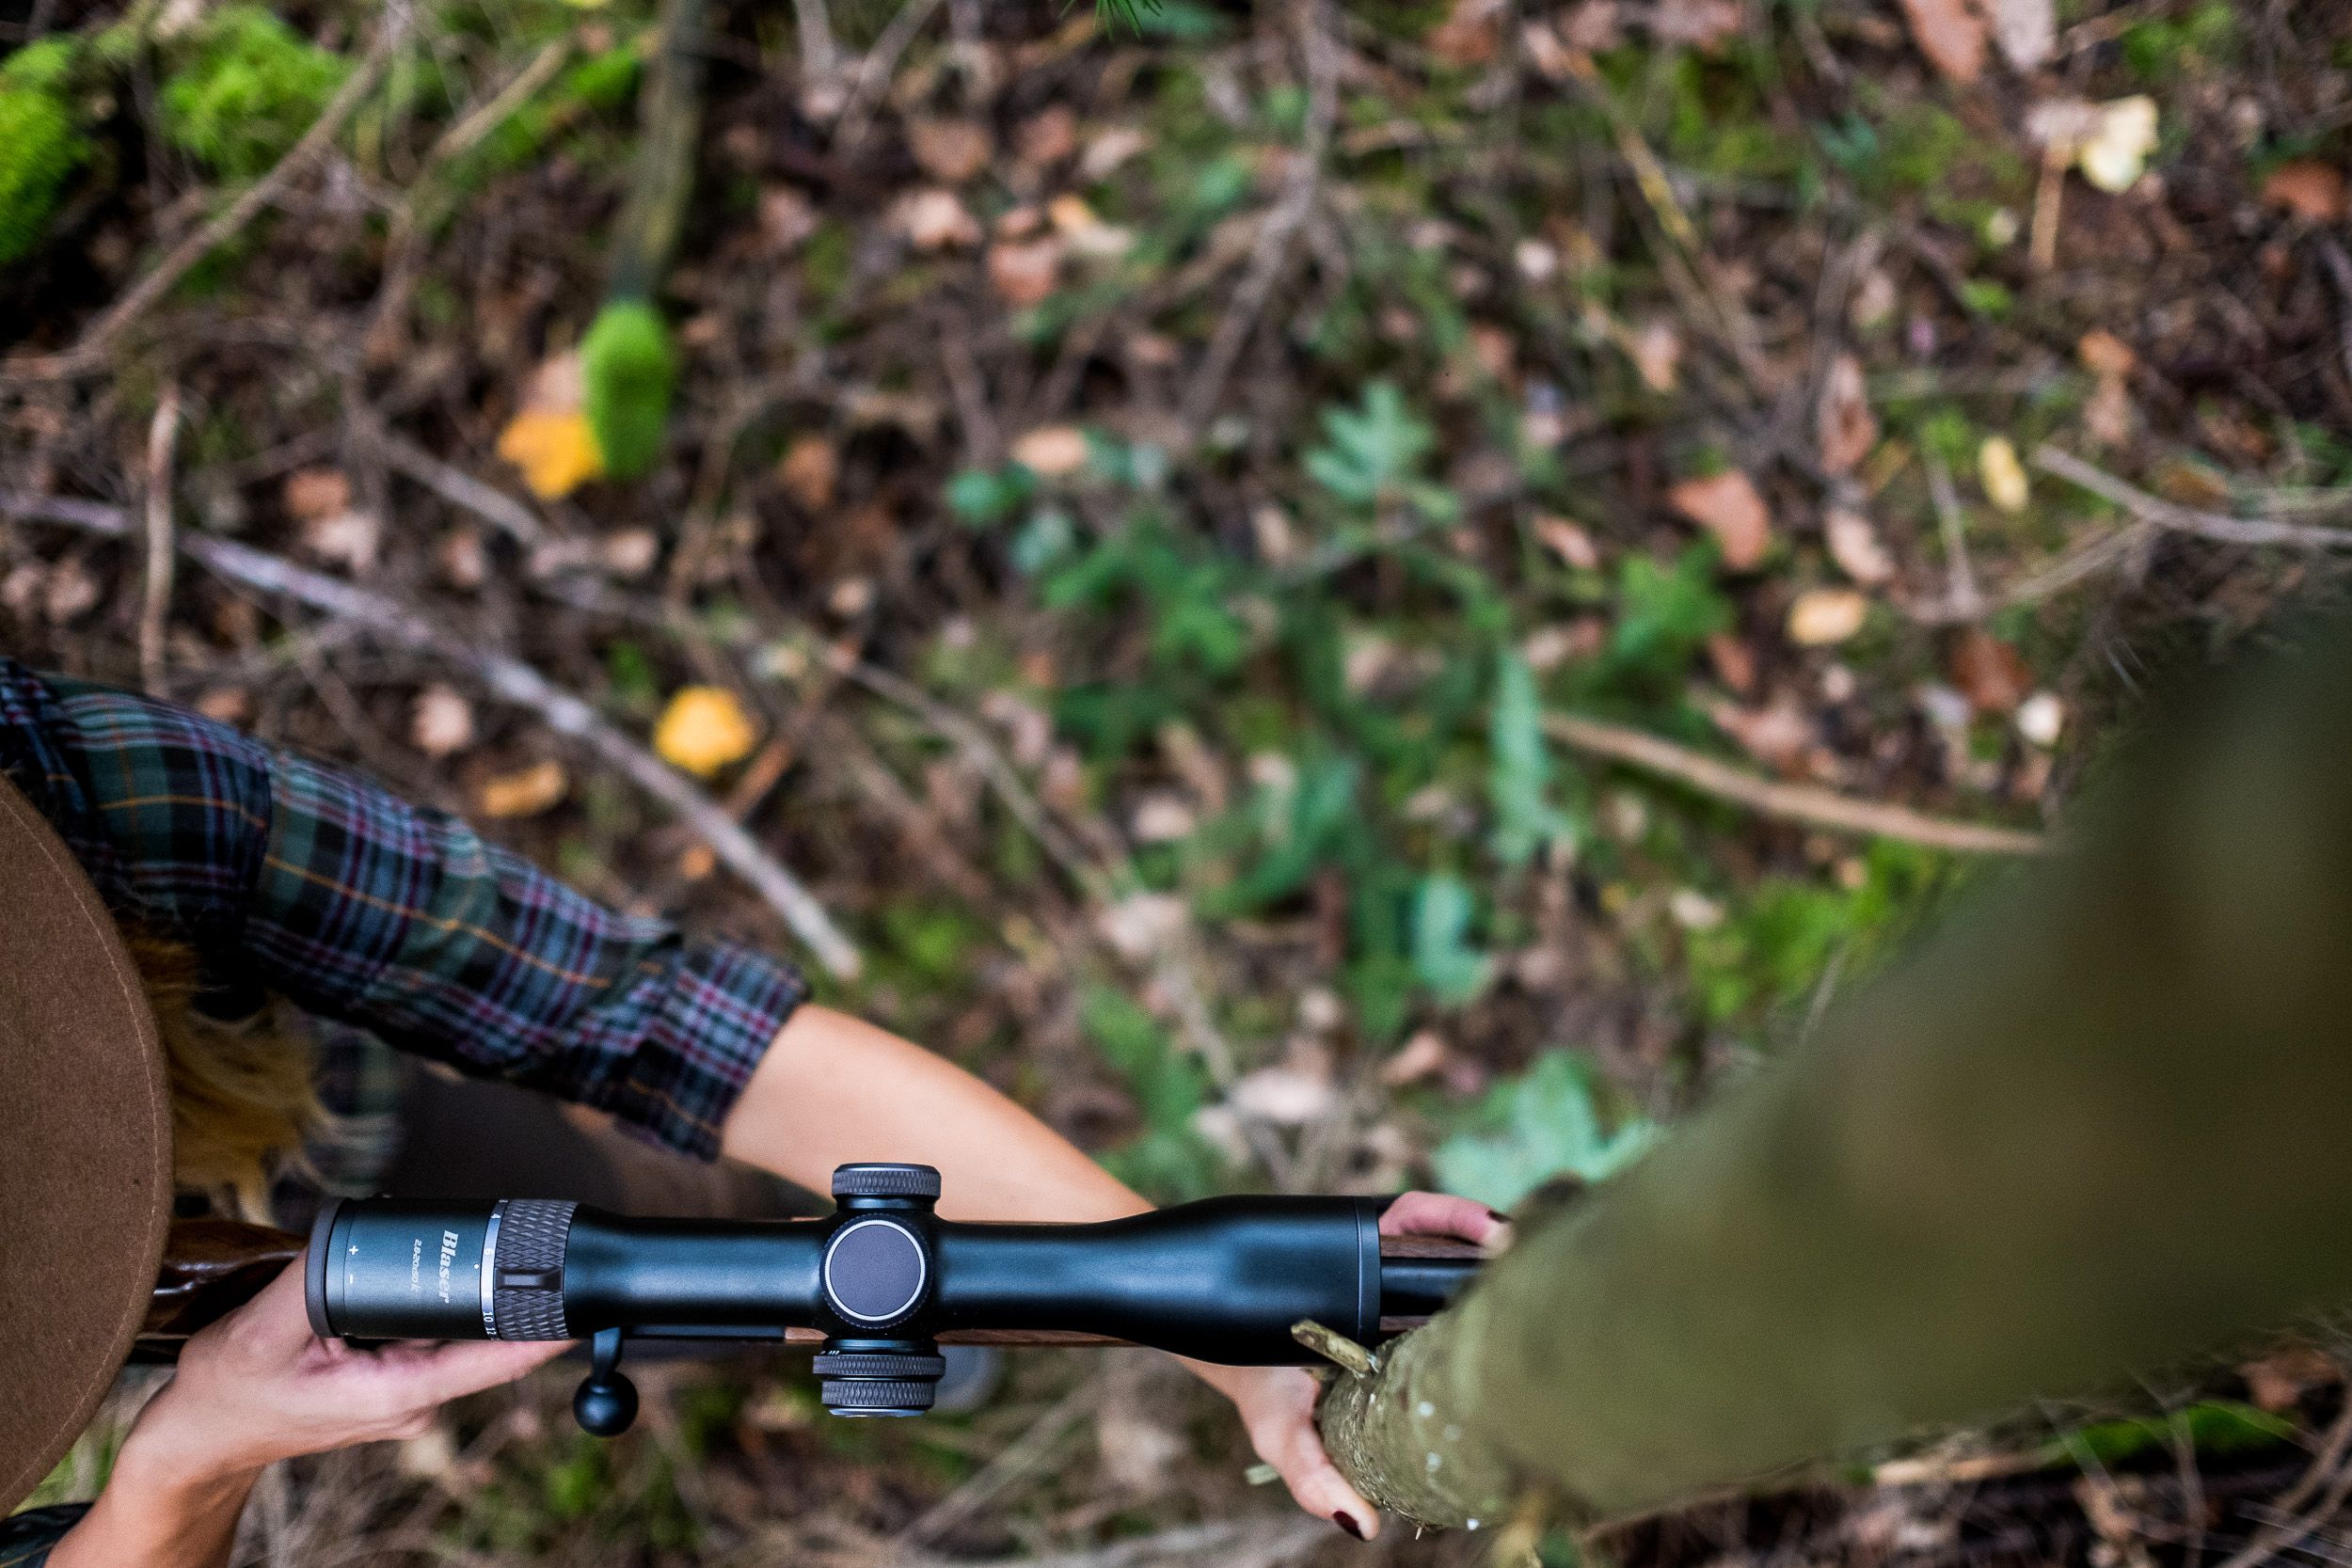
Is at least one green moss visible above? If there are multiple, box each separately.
[161,8,351,179]
[0,64,86,267]
[580,299,675,480]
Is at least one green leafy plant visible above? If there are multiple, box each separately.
[1082,986,1223,1201]
[1305,381,1458,520]
[580,300,675,480]
[1434,1051,1659,1211]
[1409,873,1493,1006]
[1604,546,1733,690]
[1488,651,1573,867]
[161,8,350,179]
[0,41,86,267]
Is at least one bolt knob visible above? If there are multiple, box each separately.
[831,1163,942,1201]
[573,1370,639,1437]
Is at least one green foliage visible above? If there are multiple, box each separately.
[1410,873,1493,1006]
[1082,986,1223,1201]
[1487,651,1573,867]
[1042,515,1249,677]
[2121,3,2235,84]
[0,52,85,267]
[1305,381,1457,519]
[1434,1052,1660,1211]
[946,462,1040,527]
[161,8,351,179]
[1685,841,1950,1027]
[1605,546,1733,690]
[580,300,675,480]
[2047,1402,2295,1471]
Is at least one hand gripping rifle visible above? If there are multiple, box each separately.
[303,1164,1484,1435]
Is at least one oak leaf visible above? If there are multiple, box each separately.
[1669,470,1773,571]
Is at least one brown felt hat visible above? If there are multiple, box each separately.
[0,773,172,1513]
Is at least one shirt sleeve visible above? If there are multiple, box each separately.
[0,1504,86,1567]
[0,659,805,1159]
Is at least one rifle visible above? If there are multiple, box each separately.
[299,1164,1486,1434]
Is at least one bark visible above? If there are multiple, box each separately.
[1325,615,2352,1529]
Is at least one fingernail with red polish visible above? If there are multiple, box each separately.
[1335,1515,1366,1540]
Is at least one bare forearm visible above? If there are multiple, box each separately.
[719,1005,1150,1223]
[47,1446,255,1568]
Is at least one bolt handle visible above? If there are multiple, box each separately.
[573,1327,640,1437]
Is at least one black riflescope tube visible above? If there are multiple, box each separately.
[309,1196,1470,1361]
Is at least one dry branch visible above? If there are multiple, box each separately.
[0,492,862,979]
[1545,712,2048,856]
[2035,447,2352,551]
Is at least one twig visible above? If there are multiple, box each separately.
[139,383,182,695]
[1545,712,2048,856]
[1,491,864,979]
[1292,1319,1379,1376]
[378,433,548,547]
[2213,1398,2352,1568]
[834,0,947,150]
[1177,0,1335,436]
[2034,447,2352,550]
[2312,234,2352,399]
[913,1516,1330,1568]
[1925,450,1982,619]
[5,4,410,381]
[896,1375,1103,1547]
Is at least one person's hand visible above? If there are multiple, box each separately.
[1194,1192,1507,1542]
[52,1250,565,1568]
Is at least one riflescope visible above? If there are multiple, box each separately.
[306,1164,1482,1435]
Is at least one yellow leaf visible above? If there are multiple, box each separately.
[497,408,605,499]
[654,686,760,777]
[477,760,569,819]
[1979,436,2030,514]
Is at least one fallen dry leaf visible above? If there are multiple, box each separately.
[1669,470,1773,571]
[759,184,818,251]
[1631,318,1682,393]
[1535,515,1600,571]
[1979,436,2031,513]
[908,117,994,185]
[893,188,981,251]
[1707,696,1811,771]
[2077,329,2137,379]
[1018,105,1079,168]
[477,759,568,819]
[410,685,476,758]
[1379,1029,1453,1086]
[1787,587,1869,647]
[988,235,1065,306]
[1950,627,2031,713]
[1046,194,1133,259]
[282,467,353,521]
[654,686,760,778]
[1899,0,1987,83]
[1011,424,1090,477]
[1824,507,1896,585]
[1817,353,1879,475]
[1706,631,1758,695]
[2263,161,2350,224]
[1650,0,1742,49]
[1079,124,1147,182]
[1980,0,2054,71]
[777,434,839,510]
[1424,0,1503,67]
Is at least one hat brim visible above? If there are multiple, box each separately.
[0,774,171,1513]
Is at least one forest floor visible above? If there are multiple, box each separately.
[7,0,2352,1562]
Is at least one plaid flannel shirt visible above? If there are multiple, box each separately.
[0,657,806,1164]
